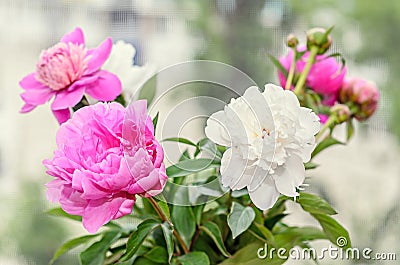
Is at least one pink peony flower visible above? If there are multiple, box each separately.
[278,47,346,106]
[339,78,379,121]
[44,101,167,233]
[19,27,122,124]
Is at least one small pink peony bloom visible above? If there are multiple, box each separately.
[19,27,122,124]
[44,101,167,233]
[278,47,346,106]
[339,78,379,121]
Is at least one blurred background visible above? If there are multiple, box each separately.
[0,0,399,264]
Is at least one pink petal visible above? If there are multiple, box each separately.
[86,38,112,74]
[45,179,65,202]
[19,73,46,90]
[113,199,135,219]
[82,196,132,233]
[51,85,85,110]
[61,27,85,45]
[85,70,122,101]
[20,87,55,107]
[52,108,71,124]
[20,103,36,113]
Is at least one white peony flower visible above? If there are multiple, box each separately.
[102,40,155,99]
[205,84,320,210]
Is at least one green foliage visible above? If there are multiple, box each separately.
[166,158,220,178]
[175,252,210,265]
[171,206,196,248]
[200,222,230,257]
[80,231,121,265]
[120,219,160,262]
[152,112,159,132]
[50,234,100,265]
[161,222,174,263]
[311,136,344,158]
[227,202,256,239]
[298,192,337,215]
[311,214,351,249]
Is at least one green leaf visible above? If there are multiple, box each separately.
[80,231,121,265]
[162,137,198,147]
[153,196,171,220]
[49,234,100,265]
[193,204,205,225]
[166,158,220,178]
[152,112,159,133]
[250,223,276,245]
[194,138,222,159]
[298,192,337,215]
[346,119,354,141]
[138,75,157,106]
[304,162,319,170]
[311,213,351,249]
[274,226,327,247]
[176,252,210,265]
[46,207,82,222]
[134,257,160,265]
[120,219,160,262]
[179,149,191,161]
[227,202,256,239]
[161,222,174,263]
[311,136,344,158]
[218,242,285,265]
[268,54,288,78]
[144,246,168,264]
[171,206,196,248]
[200,222,230,257]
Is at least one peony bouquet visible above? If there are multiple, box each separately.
[20,27,378,264]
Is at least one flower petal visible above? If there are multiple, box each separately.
[273,155,305,197]
[20,103,37,113]
[52,108,71,124]
[83,195,134,233]
[205,110,231,146]
[85,70,122,101]
[86,38,112,74]
[19,73,46,90]
[20,87,55,108]
[51,85,85,110]
[220,147,250,190]
[61,27,85,45]
[248,177,280,210]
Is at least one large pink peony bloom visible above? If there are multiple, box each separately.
[278,47,346,106]
[44,101,167,233]
[19,27,122,124]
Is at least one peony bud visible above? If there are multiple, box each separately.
[330,104,350,124]
[306,27,332,55]
[339,78,379,121]
[287,34,299,48]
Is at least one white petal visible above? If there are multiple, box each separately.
[205,111,231,146]
[220,147,250,190]
[242,86,274,130]
[273,155,305,197]
[249,176,280,210]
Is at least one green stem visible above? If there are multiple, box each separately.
[285,48,297,90]
[315,115,336,141]
[293,45,319,95]
[147,197,189,254]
